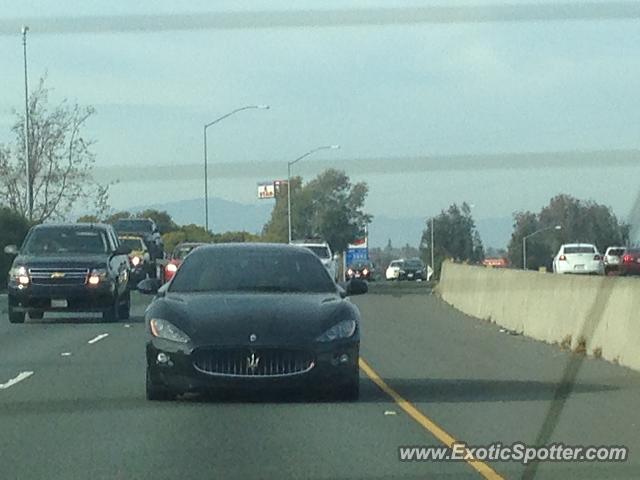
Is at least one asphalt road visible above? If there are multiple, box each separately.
[1,287,640,479]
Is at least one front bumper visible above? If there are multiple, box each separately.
[8,281,116,312]
[147,338,359,393]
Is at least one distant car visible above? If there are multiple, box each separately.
[552,243,604,275]
[603,246,625,275]
[138,243,367,401]
[5,223,131,323]
[113,218,164,261]
[291,240,339,281]
[346,260,375,281]
[399,258,427,281]
[118,235,151,284]
[385,260,404,280]
[163,242,206,283]
[620,248,640,276]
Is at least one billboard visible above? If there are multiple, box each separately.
[257,182,275,199]
[257,180,286,199]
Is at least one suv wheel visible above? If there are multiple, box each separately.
[118,289,131,320]
[103,295,120,322]
[8,299,25,324]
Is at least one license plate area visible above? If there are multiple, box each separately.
[51,299,68,308]
[574,265,585,270]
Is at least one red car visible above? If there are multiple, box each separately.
[620,248,640,276]
[162,242,206,283]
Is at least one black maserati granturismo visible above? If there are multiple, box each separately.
[138,243,367,401]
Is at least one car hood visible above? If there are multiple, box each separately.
[13,254,109,269]
[147,292,358,347]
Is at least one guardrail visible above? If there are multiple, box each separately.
[436,261,640,371]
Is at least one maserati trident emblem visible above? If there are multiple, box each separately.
[51,272,65,279]
[249,333,257,342]
[246,352,260,371]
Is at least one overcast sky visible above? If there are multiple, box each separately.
[1,1,639,244]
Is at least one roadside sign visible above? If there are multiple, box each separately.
[346,237,368,266]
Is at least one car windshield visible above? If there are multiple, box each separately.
[304,246,331,259]
[564,246,596,254]
[405,260,424,269]
[119,238,145,251]
[170,248,335,293]
[23,228,107,255]
[113,219,152,233]
[351,261,372,269]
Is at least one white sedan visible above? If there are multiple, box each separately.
[385,260,403,280]
[552,243,604,275]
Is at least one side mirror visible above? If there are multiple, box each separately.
[4,244,18,255]
[115,245,131,255]
[345,279,368,296]
[137,278,161,295]
[333,253,340,261]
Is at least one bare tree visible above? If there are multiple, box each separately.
[0,77,109,222]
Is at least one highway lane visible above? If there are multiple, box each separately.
[1,288,640,479]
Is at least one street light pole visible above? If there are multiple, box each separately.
[22,25,32,221]
[203,104,269,232]
[287,145,340,243]
[430,216,434,270]
[522,225,562,270]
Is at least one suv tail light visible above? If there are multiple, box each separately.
[559,255,567,261]
[623,255,632,263]
[594,255,601,261]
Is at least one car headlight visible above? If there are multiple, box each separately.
[88,268,108,285]
[149,318,190,343]
[9,265,29,285]
[130,256,141,267]
[316,319,357,342]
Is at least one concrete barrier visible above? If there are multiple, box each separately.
[436,261,640,371]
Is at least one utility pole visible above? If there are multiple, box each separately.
[22,25,32,221]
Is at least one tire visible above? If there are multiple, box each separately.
[118,289,131,320]
[8,303,25,324]
[29,311,44,320]
[146,369,175,401]
[103,295,119,322]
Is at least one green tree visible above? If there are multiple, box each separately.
[104,211,132,224]
[136,209,178,234]
[507,195,629,270]
[76,214,100,223]
[262,169,372,252]
[0,208,31,288]
[0,77,109,222]
[419,202,484,278]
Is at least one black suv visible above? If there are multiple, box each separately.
[5,223,131,323]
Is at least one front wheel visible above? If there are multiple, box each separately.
[103,295,120,322]
[8,305,25,324]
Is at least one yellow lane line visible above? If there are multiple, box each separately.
[359,357,505,480]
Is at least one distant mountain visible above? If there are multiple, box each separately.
[125,197,513,249]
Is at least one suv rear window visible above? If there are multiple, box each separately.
[564,246,596,254]
[24,228,108,255]
[607,249,624,256]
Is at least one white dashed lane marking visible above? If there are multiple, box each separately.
[0,371,34,390]
[87,333,109,345]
